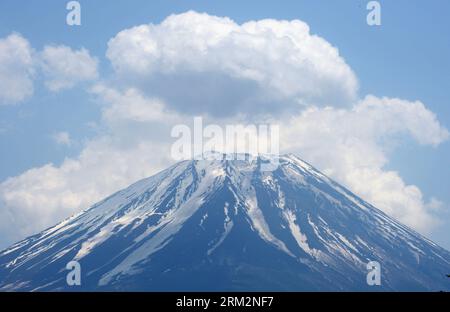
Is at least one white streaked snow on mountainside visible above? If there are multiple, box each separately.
[1,154,449,291]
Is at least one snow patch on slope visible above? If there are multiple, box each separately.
[243,186,293,257]
[207,203,234,256]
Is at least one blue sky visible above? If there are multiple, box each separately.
[0,0,449,249]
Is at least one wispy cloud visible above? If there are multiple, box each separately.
[0,33,34,105]
[52,131,72,147]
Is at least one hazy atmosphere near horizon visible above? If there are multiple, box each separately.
[0,0,450,292]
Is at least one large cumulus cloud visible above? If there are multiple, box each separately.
[106,11,358,116]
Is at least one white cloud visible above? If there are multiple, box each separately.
[0,135,173,247]
[0,33,34,105]
[90,84,172,123]
[280,95,449,232]
[0,33,99,106]
[106,11,358,116]
[39,45,98,91]
[0,87,178,247]
[52,131,72,146]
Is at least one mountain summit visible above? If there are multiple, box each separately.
[0,154,449,291]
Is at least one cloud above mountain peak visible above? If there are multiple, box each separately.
[106,11,358,117]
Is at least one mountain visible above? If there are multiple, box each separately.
[0,154,449,291]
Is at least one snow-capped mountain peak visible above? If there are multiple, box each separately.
[1,154,449,291]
